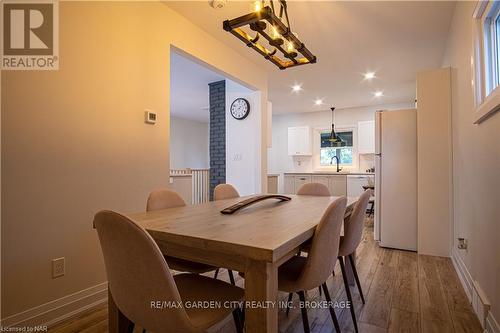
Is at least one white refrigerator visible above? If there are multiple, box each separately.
[374,109,417,251]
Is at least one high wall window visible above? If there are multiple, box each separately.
[319,131,353,166]
[472,1,500,123]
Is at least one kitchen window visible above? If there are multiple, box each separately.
[319,131,353,166]
[472,0,500,123]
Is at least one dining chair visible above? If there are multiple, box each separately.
[336,189,371,333]
[147,189,217,275]
[296,182,331,196]
[294,182,330,299]
[278,197,347,333]
[214,183,240,201]
[94,210,244,333]
[212,184,239,284]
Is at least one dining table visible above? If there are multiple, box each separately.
[107,194,358,333]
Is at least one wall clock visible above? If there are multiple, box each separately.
[230,98,250,120]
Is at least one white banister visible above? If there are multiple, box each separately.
[170,168,210,204]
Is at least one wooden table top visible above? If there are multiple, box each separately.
[129,195,357,263]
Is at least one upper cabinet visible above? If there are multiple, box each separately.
[288,126,312,156]
[358,120,375,154]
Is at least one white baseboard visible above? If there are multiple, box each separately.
[451,248,499,332]
[1,282,108,329]
[486,311,500,333]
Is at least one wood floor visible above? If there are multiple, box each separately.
[49,219,482,333]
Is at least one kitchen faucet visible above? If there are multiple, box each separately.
[330,155,342,172]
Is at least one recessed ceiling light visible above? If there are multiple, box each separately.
[292,84,302,92]
[364,72,376,80]
[314,99,324,106]
[374,91,383,97]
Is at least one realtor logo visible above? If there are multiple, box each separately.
[1,0,59,70]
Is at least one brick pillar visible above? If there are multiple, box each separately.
[208,80,226,200]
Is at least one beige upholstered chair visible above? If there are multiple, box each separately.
[146,189,216,275]
[278,197,347,333]
[336,189,372,332]
[296,182,331,196]
[214,183,240,201]
[94,210,244,333]
[212,184,239,284]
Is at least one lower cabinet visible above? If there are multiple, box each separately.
[329,175,347,196]
[294,175,312,192]
[284,175,295,194]
[312,176,330,188]
[284,174,347,195]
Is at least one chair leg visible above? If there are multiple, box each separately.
[286,292,293,316]
[339,256,358,333]
[297,291,310,333]
[228,270,236,285]
[232,308,244,333]
[348,254,365,304]
[322,283,341,333]
[213,268,220,279]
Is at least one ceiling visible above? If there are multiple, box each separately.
[170,51,224,122]
[167,1,456,114]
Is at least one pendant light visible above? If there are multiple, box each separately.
[328,107,344,147]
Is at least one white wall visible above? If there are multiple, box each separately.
[268,103,413,192]
[1,2,268,323]
[170,116,209,170]
[441,1,500,325]
[226,80,261,196]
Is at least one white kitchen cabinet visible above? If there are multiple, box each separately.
[312,176,330,188]
[284,175,295,194]
[329,175,347,196]
[294,175,312,192]
[347,175,373,197]
[358,120,375,154]
[288,127,312,156]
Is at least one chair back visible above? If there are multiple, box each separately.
[297,183,330,196]
[94,210,196,333]
[296,197,346,290]
[339,190,371,256]
[214,184,240,201]
[146,189,186,211]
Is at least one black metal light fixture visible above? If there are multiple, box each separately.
[223,0,316,70]
[328,107,344,147]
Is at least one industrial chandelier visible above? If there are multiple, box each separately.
[329,107,345,147]
[223,0,316,70]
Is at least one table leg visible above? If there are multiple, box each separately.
[344,250,356,286]
[108,287,133,333]
[244,260,278,333]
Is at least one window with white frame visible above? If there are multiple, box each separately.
[472,1,500,123]
[319,131,353,166]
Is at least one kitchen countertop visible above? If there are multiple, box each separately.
[284,171,375,176]
[267,174,280,177]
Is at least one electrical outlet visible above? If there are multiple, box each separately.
[52,257,65,278]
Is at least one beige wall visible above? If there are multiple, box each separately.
[416,68,452,257]
[441,1,500,322]
[1,2,267,319]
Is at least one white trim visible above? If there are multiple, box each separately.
[451,248,473,300]
[486,311,500,333]
[472,0,500,123]
[451,248,496,330]
[0,282,108,328]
